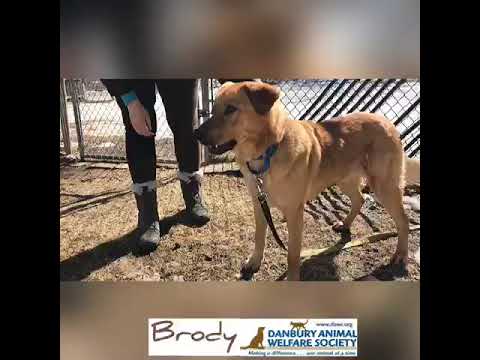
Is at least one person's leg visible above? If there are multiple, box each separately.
[119,83,157,184]
[155,79,209,225]
[116,80,162,253]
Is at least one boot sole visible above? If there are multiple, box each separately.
[187,214,210,226]
[133,241,159,256]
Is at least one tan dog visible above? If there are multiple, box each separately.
[240,326,265,349]
[194,81,419,281]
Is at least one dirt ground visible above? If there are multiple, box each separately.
[60,162,420,282]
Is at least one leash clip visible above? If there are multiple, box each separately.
[254,176,267,201]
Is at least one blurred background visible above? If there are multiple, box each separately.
[60,0,419,78]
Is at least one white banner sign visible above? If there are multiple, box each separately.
[148,318,358,357]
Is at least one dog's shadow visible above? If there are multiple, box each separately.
[299,254,341,281]
[356,262,409,281]
[275,232,351,281]
[275,230,408,281]
[300,231,352,281]
[60,209,199,281]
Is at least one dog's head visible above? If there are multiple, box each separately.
[194,81,286,161]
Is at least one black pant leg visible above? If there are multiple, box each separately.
[155,79,200,174]
[116,81,157,184]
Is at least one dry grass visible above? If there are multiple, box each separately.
[60,163,420,282]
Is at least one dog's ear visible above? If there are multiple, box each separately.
[218,81,235,91]
[242,82,281,115]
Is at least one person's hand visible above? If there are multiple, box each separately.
[127,99,155,137]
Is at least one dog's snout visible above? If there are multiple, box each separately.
[194,118,214,145]
[194,125,210,145]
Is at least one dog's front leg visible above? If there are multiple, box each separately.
[285,205,304,281]
[237,167,267,280]
[238,201,267,280]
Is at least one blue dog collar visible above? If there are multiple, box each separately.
[246,144,279,175]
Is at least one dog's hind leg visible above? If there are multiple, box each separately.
[333,176,365,232]
[369,152,409,264]
[375,182,409,265]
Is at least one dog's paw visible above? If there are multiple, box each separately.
[390,249,409,266]
[235,271,254,281]
[236,268,255,281]
[332,221,350,233]
[236,262,259,281]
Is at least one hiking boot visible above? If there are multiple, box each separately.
[133,186,162,254]
[180,177,210,225]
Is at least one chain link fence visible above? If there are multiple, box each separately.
[61,78,420,164]
[208,79,420,161]
[62,79,189,163]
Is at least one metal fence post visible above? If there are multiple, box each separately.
[68,79,85,160]
[199,78,211,165]
[60,78,71,154]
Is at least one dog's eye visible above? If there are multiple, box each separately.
[224,105,237,116]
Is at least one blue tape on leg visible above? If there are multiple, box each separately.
[121,91,138,106]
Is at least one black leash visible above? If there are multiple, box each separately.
[246,143,287,251]
[253,176,287,251]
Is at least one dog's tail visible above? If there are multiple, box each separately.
[404,156,420,185]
